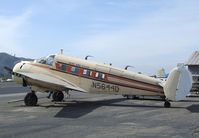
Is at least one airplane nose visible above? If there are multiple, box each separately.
[12,62,24,83]
[13,62,23,73]
[13,61,31,74]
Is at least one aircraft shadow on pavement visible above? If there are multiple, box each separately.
[130,97,164,101]
[53,98,126,119]
[180,100,199,103]
[186,104,199,113]
[52,98,184,119]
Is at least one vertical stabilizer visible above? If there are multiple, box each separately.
[163,65,192,101]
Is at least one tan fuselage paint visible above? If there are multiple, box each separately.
[16,54,164,96]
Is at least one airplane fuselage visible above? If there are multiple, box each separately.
[14,54,164,97]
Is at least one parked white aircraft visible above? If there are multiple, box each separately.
[9,53,192,107]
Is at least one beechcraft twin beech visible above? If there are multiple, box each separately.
[9,53,192,108]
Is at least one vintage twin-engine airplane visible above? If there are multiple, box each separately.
[11,53,192,108]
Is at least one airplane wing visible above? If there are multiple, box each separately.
[15,72,87,93]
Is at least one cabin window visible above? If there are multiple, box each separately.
[99,73,103,79]
[95,72,105,80]
[102,74,105,79]
[78,68,84,76]
[71,66,78,74]
[67,66,72,72]
[83,69,90,77]
[95,72,99,78]
[90,71,93,76]
[46,55,55,66]
[60,64,66,72]
[90,71,96,78]
[55,63,60,70]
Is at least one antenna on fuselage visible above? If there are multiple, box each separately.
[85,55,93,60]
[125,65,134,70]
[60,49,63,54]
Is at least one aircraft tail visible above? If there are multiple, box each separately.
[163,64,192,101]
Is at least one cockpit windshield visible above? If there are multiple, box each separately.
[35,55,55,66]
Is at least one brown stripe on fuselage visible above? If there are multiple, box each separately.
[107,75,163,93]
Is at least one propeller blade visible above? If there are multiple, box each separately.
[4,66,13,74]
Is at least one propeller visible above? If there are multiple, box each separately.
[4,66,14,75]
[4,66,27,87]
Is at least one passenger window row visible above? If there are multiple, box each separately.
[55,62,106,80]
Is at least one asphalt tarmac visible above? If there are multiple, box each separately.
[0,82,199,138]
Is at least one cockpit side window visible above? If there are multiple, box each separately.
[37,57,46,64]
[36,55,55,66]
[46,55,55,66]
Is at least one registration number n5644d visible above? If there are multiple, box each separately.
[91,81,119,92]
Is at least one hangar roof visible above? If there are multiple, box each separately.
[186,51,199,65]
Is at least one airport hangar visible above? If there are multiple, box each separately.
[186,51,199,94]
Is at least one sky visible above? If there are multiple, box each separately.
[0,0,199,75]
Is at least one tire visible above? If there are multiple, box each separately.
[164,101,171,108]
[52,92,64,102]
[160,96,166,100]
[133,96,139,99]
[24,93,38,106]
[126,95,130,99]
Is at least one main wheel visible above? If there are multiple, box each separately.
[126,95,131,99]
[160,96,166,100]
[24,92,38,106]
[133,96,139,99]
[164,101,171,108]
[52,92,64,102]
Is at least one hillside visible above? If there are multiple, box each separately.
[0,53,33,78]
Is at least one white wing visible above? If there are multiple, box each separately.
[15,72,87,93]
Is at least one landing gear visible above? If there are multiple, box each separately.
[52,92,64,102]
[24,92,38,106]
[160,96,166,100]
[164,100,171,108]
[47,91,53,99]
